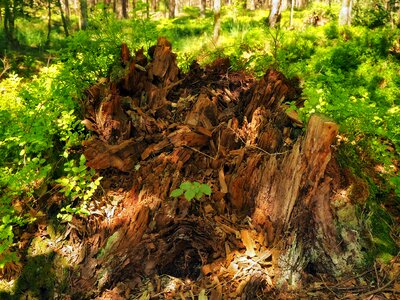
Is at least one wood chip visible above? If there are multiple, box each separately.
[240,230,256,257]
[218,169,228,194]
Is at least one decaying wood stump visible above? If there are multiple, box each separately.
[72,37,367,298]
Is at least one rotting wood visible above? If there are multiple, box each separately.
[71,38,369,298]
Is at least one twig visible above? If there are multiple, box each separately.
[356,279,396,299]
[228,128,289,156]
[332,269,374,288]
[184,145,214,160]
[134,64,147,72]
[0,56,11,79]
[319,274,340,299]
[374,262,380,288]
[166,78,184,92]
[360,279,394,298]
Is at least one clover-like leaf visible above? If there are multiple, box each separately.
[170,189,183,197]
[200,183,212,196]
[184,189,196,201]
[180,181,193,190]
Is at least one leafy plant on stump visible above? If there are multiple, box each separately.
[171,181,212,201]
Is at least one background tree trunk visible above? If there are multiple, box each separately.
[295,0,308,9]
[268,0,282,27]
[169,0,176,18]
[213,0,221,43]
[121,0,128,18]
[174,0,179,16]
[339,0,353,25]
[151,0,157,12]
[46,0,52,46]
[80,0,88,29]
[4,0,19,46]
[289,0,294,26]
[57,0,70,36]
[200,0,206,17]
[64,0,70,23]
[248,0,256,10]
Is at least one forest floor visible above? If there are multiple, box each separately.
[1,37,400,300]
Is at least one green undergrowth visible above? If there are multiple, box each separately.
[0,0,399,282]
[0,12,141,268]
[336,145,399,265]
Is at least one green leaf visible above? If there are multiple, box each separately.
[200,184,212,196]
[170,189,183,197]
[80,154,86,164]
[184,189,196,201]
[195,192,203,200]
[180,181,192,190]
[79,208,90,215]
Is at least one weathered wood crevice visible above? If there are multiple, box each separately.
[71,37,367,298]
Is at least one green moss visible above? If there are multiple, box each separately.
[15,253,56,300]
[365,201,398,261]
[96,231,120,259]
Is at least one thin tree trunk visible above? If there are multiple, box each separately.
[151,0,157,12]
[339,0,352,25]
[169,0,175,18]
[200,0,206,17]
[213,0,221,43]
[249,0,255,10]
[4,0,16,45]
[289,0,294,27]
[121,0,128,18]
[268,0,282,27]
[398,9,400,28]
[46,0,52,46]
[80,0,88,29]
[174,0,179,16]
[64,0,70,23]
[57,0,69,36]
[113,0,117,17]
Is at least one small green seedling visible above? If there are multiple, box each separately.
[170,181,212,201]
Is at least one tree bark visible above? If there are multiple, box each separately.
[80,0,88,29]
[289,0,294,27]
[57,0,69,37]
[200,0,206,17]
[295,0,308,9]
[121,0,128,18]
[151,0,157,12]
[248,0,256,10]
[64,0,70,23]
[4,0,16,45]
[268,0,282,27]
[46,0,52,46]
[339,0,353,25]
[112,0,122,19]
[168,0,175,18]
[213,0,221,43]
[174,0,179,16]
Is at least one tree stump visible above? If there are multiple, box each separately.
[72,38,366,298]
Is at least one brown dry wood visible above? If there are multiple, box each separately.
[72,38,366,298]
